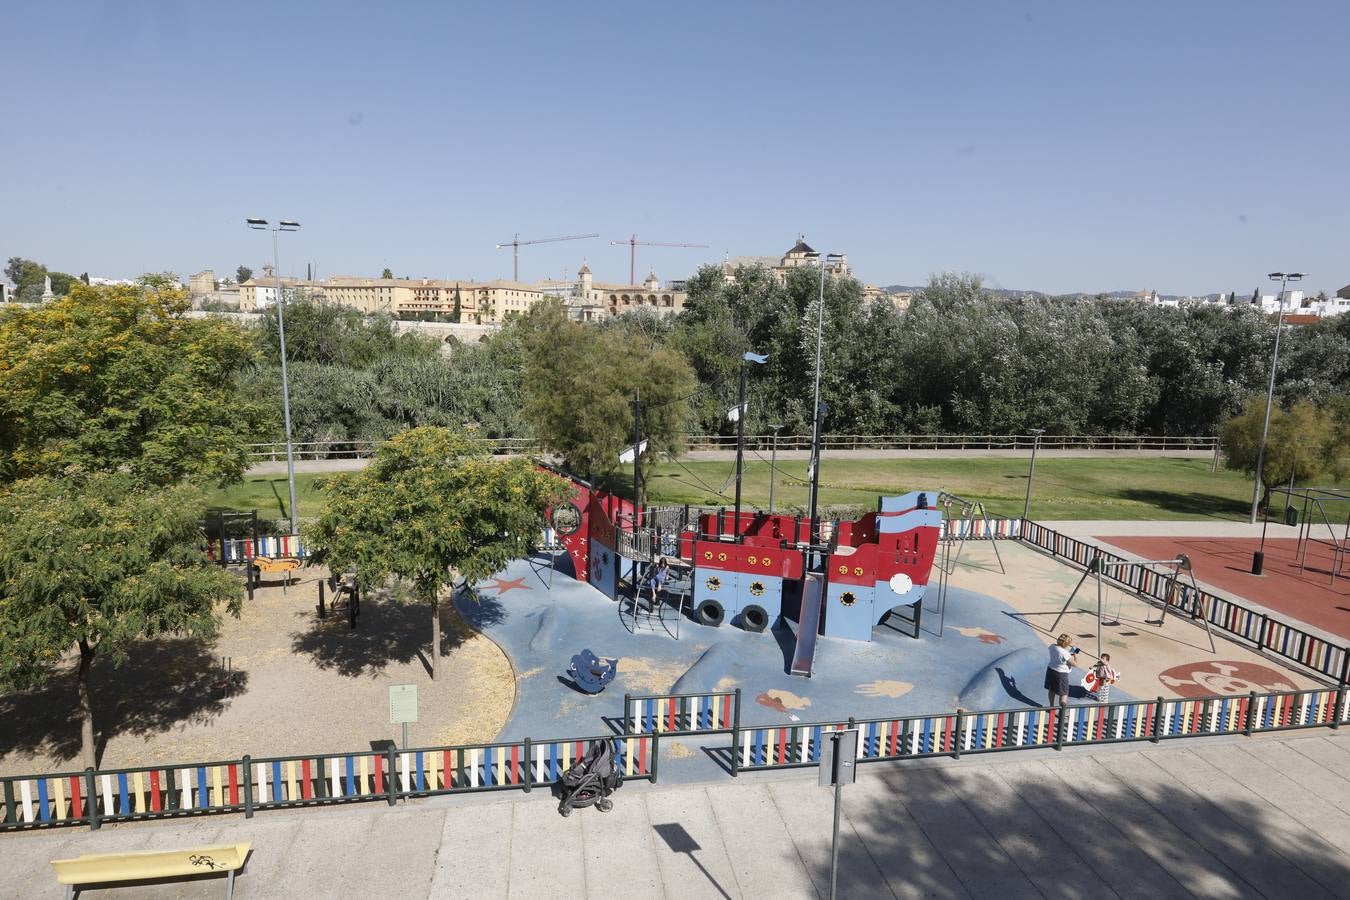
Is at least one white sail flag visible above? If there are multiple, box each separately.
[619,439,648,464]
[727,401,748,423]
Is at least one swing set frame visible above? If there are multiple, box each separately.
[1049,551,1216,656]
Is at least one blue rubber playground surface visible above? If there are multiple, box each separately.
[458,553,1134,781]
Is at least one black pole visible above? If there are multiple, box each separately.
[808,399,825,544]
[632,390,642,587]
[733,360,747,542]
[632,390,642,518]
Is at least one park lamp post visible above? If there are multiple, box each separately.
[1249,270,1304,570]
[732,351,769,541]
[804,249,846,545]
[247,217,302,537]
[1248,272,1303,525]
[1022,428,1046,520]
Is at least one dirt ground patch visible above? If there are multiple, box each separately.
[0,569,516,775]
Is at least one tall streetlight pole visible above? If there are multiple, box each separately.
[733,351,768,541]
[804,249,845,545]
[1022,428,1046,520]
[1249,271,1304,528]
[767,424,785,516]
[247,218,302,536]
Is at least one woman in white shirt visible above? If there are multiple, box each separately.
[1045,633,1078,707]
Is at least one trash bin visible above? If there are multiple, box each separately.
[1285,506,1298,526]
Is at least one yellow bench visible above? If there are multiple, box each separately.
[51,841,250,899]
[251,556,302,589]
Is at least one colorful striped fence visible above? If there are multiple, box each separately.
[1019,521,1350,684]
[733,687,1350,773]
[207,534,310,564]
[941,518,1023,540]
[0,734,657,833]
[623,690,740,736]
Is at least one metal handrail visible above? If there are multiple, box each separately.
[245,433,1219,462]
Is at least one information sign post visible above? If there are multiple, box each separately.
[388,684,418,750]
[818,728,859,900]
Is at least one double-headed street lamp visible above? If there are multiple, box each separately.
[804,249,846,545]
[247,217,302,536]
[1249,271,1305,570]
[732,351,769,541]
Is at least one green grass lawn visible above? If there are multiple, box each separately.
[639,457,1277,521]
[209,457,1317,523]
[206,472,330,522]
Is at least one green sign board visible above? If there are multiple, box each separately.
[388,683,418,724]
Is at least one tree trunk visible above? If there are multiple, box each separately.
[77,639,97,770]
[429,591,441,681]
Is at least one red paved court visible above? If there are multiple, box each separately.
[1096,535,1350,641]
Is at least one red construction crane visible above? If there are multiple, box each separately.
[495,232,599,281]
[611,234,709,285]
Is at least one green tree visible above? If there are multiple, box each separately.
[48,272,79,296]
[306,427,569,679]
[0,474,242,768]
[381,268,394,279]
[520,300,696,482]
[5,257,47,302]
[236,265,253,284]
[0,282,267,485]
[1220,397,1340,510]
[451,285,462,323]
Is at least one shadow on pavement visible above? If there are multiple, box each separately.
[0,637,247,768]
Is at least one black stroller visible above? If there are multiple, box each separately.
[557,739,622,817]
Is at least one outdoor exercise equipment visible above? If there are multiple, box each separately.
[568,649,619,694]
[928,490,1004,638]
[1261,486,1350,586]
[1050,551,1214,654]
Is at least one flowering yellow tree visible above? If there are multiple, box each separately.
[0,282,266,485]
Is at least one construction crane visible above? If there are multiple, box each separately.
[611,234,709,285]
[495,233,599,281]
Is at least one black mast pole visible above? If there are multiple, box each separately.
[733,359,747,542]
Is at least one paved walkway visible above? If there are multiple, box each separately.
[8,731,1350,898]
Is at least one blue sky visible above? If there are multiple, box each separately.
[3,1,1347,295]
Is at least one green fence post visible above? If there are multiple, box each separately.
[3,778,16,830]
[386,747,398,806]
[242,755,254,819]
[315,757,327,800]
[623,693,632,734]
[1152,698,1164,743]
[1244,691,1257,736]
[650,734,660,783]
[1257,614,1269,651]
[730,689,742,777]
[165,767,177,812]
[1054,706,1065,751]
[523,739,532,793]
[84,769,99,831]
[952,712,963,759]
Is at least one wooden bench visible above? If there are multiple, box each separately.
[251,556,302,589]
[51,841,250,899]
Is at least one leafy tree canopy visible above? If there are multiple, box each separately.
[520,299,696,481]
[306,426,570,678]
[237,265,253,284]
[0,474,242,767]
[1220,397,1344,509]
[0,282,267,485]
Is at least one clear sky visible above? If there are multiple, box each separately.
[3,1,1347,296]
